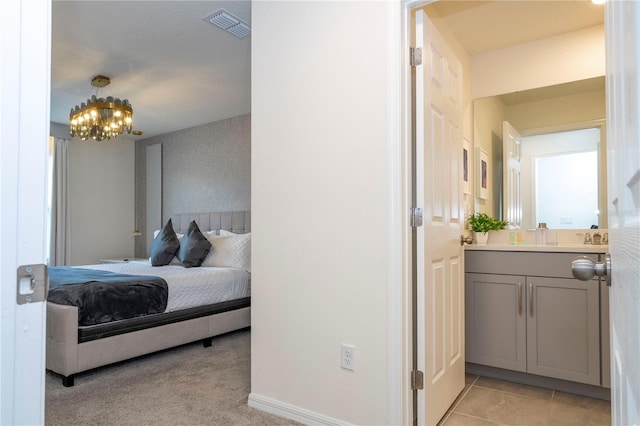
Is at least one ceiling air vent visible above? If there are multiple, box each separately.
[205,10,251,39]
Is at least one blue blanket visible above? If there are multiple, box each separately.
[48,267,168,326]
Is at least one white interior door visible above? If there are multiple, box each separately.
[604,1,640,424]
[503,121,522,229]
[0,0,51,424]
[414,10,465,426]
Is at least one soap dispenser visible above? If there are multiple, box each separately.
[536,222,548,245]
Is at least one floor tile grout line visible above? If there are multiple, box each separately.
[452,384,554,426]
[438,409,453,426]
[471,383,555,402]
[438,376,480,425]
[448,410,511,426]
[450,378,477,412]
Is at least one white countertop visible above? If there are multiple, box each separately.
[465,244,607,253]
[464,229,608,253]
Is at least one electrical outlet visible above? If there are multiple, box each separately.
[341,344,355,371]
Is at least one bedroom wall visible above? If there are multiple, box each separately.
[50,123,136,265]
[251,2,393,424]
[134,114,250,257]
[67,136,135,265]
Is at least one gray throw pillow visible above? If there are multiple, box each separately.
[177,221,212,268]
[150,219,180,266]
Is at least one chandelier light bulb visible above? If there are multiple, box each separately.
[69,75,134,141]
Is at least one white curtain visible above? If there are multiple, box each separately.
[49,137,70,265]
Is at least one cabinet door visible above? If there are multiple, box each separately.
[466,273,526,372]
[526,276,600,385]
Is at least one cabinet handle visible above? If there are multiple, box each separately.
[529,282,533,317]
[517,282,522,315]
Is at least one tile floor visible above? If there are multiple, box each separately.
[439,374,611,426]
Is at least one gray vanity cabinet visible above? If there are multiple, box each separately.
[526,276,600,385]
[465,273,527,372]
[465,251,602,386]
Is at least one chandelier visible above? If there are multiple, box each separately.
[69,75,133,141]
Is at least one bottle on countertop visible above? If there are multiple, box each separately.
[593,232,602,245]
[536,222,548,245]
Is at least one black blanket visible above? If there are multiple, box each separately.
[48,267,169,326]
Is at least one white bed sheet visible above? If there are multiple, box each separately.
[78,261,250,312]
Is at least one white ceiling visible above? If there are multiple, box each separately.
[431,0,604,56]
[50,1,604,140]
[51,1,251,140]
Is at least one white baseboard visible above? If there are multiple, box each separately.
[248,393,354,426]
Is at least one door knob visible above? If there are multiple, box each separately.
[571,255,611,286]
[460,235,473,246]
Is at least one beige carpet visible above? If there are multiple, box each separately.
[46,329,298,426]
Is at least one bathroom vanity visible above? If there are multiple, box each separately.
[465,244,610,398]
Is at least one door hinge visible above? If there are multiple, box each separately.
[410,47,423,67]
[411,370,424,390]
[411,207,424,228]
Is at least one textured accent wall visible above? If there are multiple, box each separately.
[134,114,250,257]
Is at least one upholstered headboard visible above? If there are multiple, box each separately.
[169,211,251,234]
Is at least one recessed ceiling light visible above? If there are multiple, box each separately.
[592,0,605,5]
[204,10,251,39]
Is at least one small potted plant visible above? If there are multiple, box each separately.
[468,213,508,245]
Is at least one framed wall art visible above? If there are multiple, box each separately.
[463,139,471,195]
[476,147,489,200]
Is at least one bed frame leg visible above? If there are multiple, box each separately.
[62,375,75,387]
[203,337,213,348]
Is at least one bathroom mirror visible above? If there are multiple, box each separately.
[473,76,607,230]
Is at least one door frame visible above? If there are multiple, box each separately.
[0,0,52,424]
[390,1,439,425]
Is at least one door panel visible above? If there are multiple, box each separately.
[415,9,465,425]
[605,1,640,423]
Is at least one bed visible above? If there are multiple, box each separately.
[46,211,251,387]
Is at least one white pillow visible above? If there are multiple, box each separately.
[201,232,251,272]
[219,229,242,236]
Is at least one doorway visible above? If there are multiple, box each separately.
[402,1,608,424]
